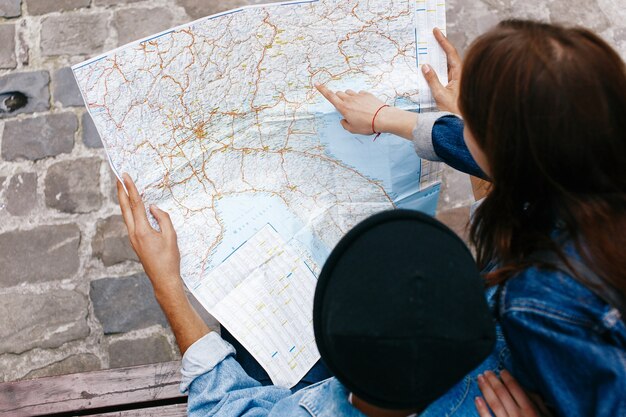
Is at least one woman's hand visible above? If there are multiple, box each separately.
[117,173,183,300]
[315,85,419,141]
[421,28,463,115]
[314,85,388,135]
[314,28,464,140]
[476,370,540,417]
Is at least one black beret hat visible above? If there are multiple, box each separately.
[313,209,496,410]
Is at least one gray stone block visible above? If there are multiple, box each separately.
[91,273,169,334]
[26,0,90,15]
[547,0,610,32]
[109,168,120,203]
[17,20,29,65]
[0,177,5,214]
[53,67,84,108]
[108,334,175,368]
[2,113,76,161]
[175,0,279,20]
[45,157,102,213]
[436,205,471,245]
[0,24,16,69]
[0,290,89,354]
[5,172,37,216]
[0,0,21,18]
[92,215,138,266]
[24,354,100,379]
[113,7,175,46]
[82,111,103,148]
[0,224,80,288]
[0,70,50,119]
[437,165,474,211]
[41,12,109,56]
[94,0,142,7]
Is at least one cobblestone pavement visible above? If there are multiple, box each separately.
[0,0,624,381]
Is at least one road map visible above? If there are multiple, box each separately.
[73,0,447,387]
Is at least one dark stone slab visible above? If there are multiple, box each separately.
[82,111,103,148]
[92,215,138,266]
[0,70,50,118]
[0,224,81,288]
[45,157,103,213]
[108,334,175,368]
[1,112,76,161]
[53,67,84,107]
[91,273,169,334]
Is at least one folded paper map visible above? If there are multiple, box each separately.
[73,0,447,387]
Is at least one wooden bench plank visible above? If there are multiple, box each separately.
[90,403,187,416]
[0,361,186,417]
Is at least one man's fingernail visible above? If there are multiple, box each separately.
[422,64,431,74]
[314,82,320,87]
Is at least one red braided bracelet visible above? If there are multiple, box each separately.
[372,104,390,141]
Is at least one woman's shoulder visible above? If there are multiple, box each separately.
[498,251,621,332]
[500,265,600,326]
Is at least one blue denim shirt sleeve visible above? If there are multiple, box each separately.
[181,332,292,416]
[411,112,487,179]
[499,270,626,417]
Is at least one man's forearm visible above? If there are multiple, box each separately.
[155,283,211,355]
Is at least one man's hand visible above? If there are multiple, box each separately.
[117,173,183,299]
[117,173,210,354]
[475,370,540,417]
[421,28,462,115]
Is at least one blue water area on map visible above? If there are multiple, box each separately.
[211,111,440,273]
[316,111,439,215]
[212,193,329,269]
[213,194,301,262]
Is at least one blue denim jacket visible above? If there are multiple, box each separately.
[422,113,626,417]
[181,292,511,417]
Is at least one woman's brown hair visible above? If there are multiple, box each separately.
[459,20,626,294]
